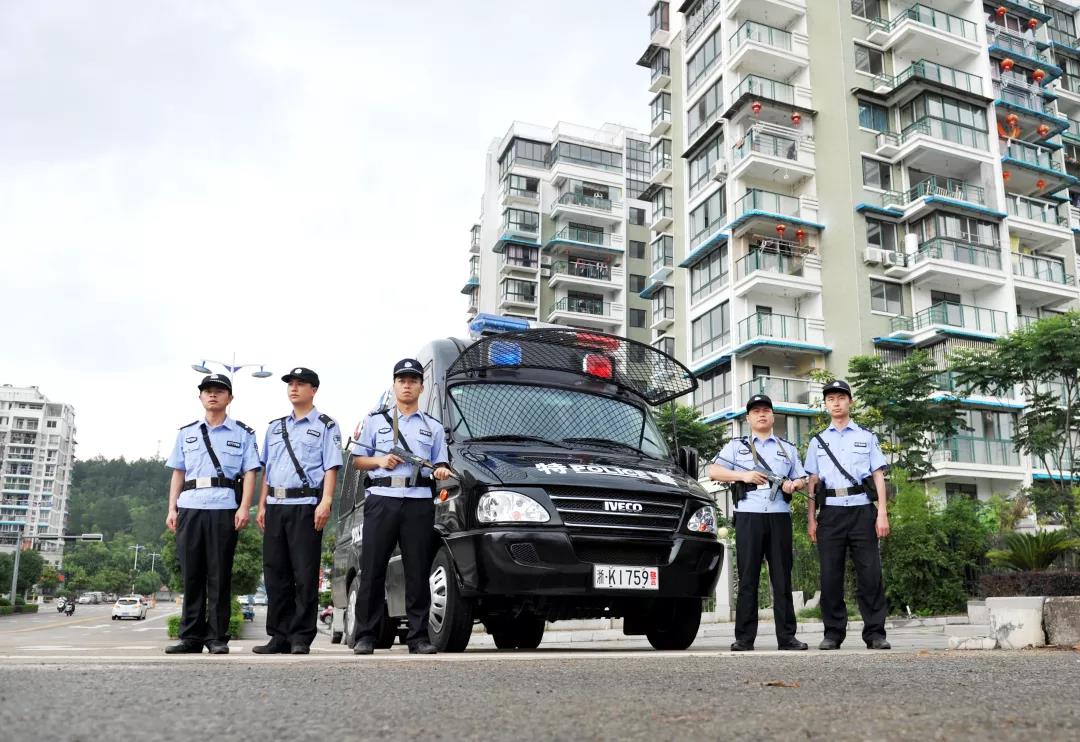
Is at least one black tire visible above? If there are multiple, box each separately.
[427,546,473,652]
[331,631,343,644]
[491,615,545,650]
[397,628,409,646]
[645,598,702,651]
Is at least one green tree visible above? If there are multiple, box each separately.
[161,521,262,595]
[0,550,45,594]
[133,571,162,595]
[986,531,1080,571]
[38,565,61,594]
[656,403,729,462]
[950,312,1080,526]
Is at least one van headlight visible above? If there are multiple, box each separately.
[687,506,717,535]
[477,491,550,524]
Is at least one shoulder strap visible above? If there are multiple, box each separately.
[381,410,415,454]
[234,420,255,434]
[813,433,860,487]
[278,416,312,488]
[199,423,226,479]
[747,438,775,475]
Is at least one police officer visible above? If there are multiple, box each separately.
[709,394,808,652]
[164,374,261,654]
[253,367,343,655]
[350,359,452,655]
[805,379,891,650]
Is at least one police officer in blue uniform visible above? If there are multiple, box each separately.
[709,394,808,651]
[253,367,343,655]
[350,359,452,655]
[164,374,261,654]
[805,379,891,650]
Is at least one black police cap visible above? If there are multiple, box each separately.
[823,379,853,398]
[198,374,233,393]
[393,358,423,379]
[746,394,773,412]
[281,366,320,387]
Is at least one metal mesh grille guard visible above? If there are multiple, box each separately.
[446,328,696,406]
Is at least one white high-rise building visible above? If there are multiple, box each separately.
[0,385,76,565]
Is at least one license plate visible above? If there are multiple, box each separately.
[592,565,659,590]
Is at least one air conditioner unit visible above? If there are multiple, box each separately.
[881,251,903,267]
[711,160,729,182]
[863,247,884,264]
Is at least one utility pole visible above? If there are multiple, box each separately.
[147,552,161,574]
[8,522,26,602]
[129,544,145,572]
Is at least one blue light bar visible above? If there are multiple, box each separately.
[469,313,531,337]
[488,340,522,367]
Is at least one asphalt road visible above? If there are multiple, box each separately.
[2,606,1079,740]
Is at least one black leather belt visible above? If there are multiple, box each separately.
[368,476,434,488]
[269,486,321,500]
[181,477,238,491]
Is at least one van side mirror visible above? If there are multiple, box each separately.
[677,446,700,479]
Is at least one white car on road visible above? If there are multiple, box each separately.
[112,596,148,620]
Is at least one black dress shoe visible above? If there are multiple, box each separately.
[818,638,842,650]
[164,641,203,654]
[729,640,754,652]
[252,641,289,654]
[290,644,310,655]
[866,638,892,650]
[778,639,809,651]
[408,640,437,655]
[206,641,230,654]
[353,638,375,655]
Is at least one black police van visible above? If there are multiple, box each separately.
[329,322,722,652]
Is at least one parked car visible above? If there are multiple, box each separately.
[77,594,92,604]
[112,596,148,620]
[252,593,268,606]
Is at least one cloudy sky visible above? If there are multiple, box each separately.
[1,0,650,459]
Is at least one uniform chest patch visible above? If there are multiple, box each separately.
[739,448,751,455]
[777,449,789,459]
[185,437,197,443]
[306,429,321,438]
[226,440,241,449]
[419,429,433,438]
[854,441,868,448]
[378,427,392,434]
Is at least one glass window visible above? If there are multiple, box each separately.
[855,44,885,75]
[651,186,673,221]
[870,279,902,314]
[851,0,882,19]
[687,78,724,143]
[650,1,669,34]
[503,208,539,234]
[694,366,731,417]
[652,235,674,273]
[690,245,729,304]
[858,100,890,132]
[502,278,537,303]
[866,218,898,252]
[911,212,998,247]
[629,240,647,260]
[687,26,723,92]
[499,138,549,177]
[629,207,646,226]
[629,274,647,293]
[549,141,623,173]
[689,187,726,248]
[862,157,891,190]
[629,308,648,328]
[691,301,730,359]
[687,133,725,197]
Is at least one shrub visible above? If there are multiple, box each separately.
[167,614,180,639]
[318,589,332,608]
[797,603,858,620]
[166,597,244,640]
[0,606,11,616]
[13,603,38,614]
[0,598,9,607]
[979,571,1080,597]
[987,531,1080,571]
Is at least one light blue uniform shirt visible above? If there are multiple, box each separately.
[714,433,805,514]
[166,416,262,510]
[350,407,448,500]
[804,420,887,505]
[261,407,344,506]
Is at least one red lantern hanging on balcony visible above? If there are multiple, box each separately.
[1036,179,1047,190]
[996,6,1007,17]
[1029,18,1039,30]
[1003,170,1012,181]
[775,223,786,238]
[1006,113,1020,128]
[1000,58,1015,72]
[1033,69,1046,84]
[795,228,806,243]
[791,111,801,127]
[1037,123,1051,137]
[751,100,762,116]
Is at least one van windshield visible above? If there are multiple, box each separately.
[448,383,670,460]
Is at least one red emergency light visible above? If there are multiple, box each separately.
[583,353,614,379]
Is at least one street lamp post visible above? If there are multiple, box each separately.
[191,354,272,418]
[7,521,26,602]
[129,544,145,572]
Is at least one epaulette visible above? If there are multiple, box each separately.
[421,411,441,424]
[270,415,287,424]
[179,420,199,430]
[778,437,796,447]
[235,420,255,435]
[319,413,336,429]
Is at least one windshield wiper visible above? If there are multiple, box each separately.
[466,434,569,448]
[561,437,650,457]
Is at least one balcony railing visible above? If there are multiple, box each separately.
[737,312,808,344]
[734,188,800,218]
[909,237,1003,270]
[1060,73,1080,97]
[995,85,1055,114]
[728,21,792,54]
[907,177,986,205]
[732,74,795,106]
[556,191,616,212]
[1012,252,1075,285]
[1049,27,1080,49]
[740,375,812,405]
[871,4,977,41]
[987,25,1050,63]
[1005,193,1068,226]
[901,117,989,149]
[936,436,1020,467]
[911,301,1010,334]
[1001,139,1057,170]
[732,127,799,163]
[876,59,982,96]
[501,289,538,306]
[651,152,673,177]
[551,296,605,316]
[734,247,806,281]
[551,260,615,282]
[685,0,722,44]
[549,225,615,248]
[504,186,539,201]
[651,106,671,130]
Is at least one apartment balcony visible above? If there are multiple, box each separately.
[1000,140,1074,196]
[547,260,624,293]
[732,242,822,299]
[738,375,817,410]
[497,252,542,277]
[986,25,1060,83]
[650,205,674,233]
[928,436,1024,479]
[734,311,828,354]
[547,296,624,330]
[875,117,993,170]
[650,105,671,138]
[724,74,813,121]
[649,151,672,185]
[1011,251,1079,305]
[649,57,670,94]
[550,192,624,227]
[884,237,1007,290]
[1004,192,1072,248]
[726,20,808,81]
[730,123,815,184]
[498,286,539,313]
[1056,72,1080,107]
[544,225,624,255]
[549,151,624,188]
[460,274,479,295]
[866,4,980,68]
[728,188,822,236]
[499,186,540,210]
[494,225,541,254]
[722,0,805,29]
[890,301,1010,342]
[873,59,985,103]
[1049,26,1080,53]
[879,177,994,222]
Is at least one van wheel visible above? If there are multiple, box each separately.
[344,581,360,648]
[645,598,702,651]
[397,628,409,646]
[428,546,472,652]
[492,615,545,650]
